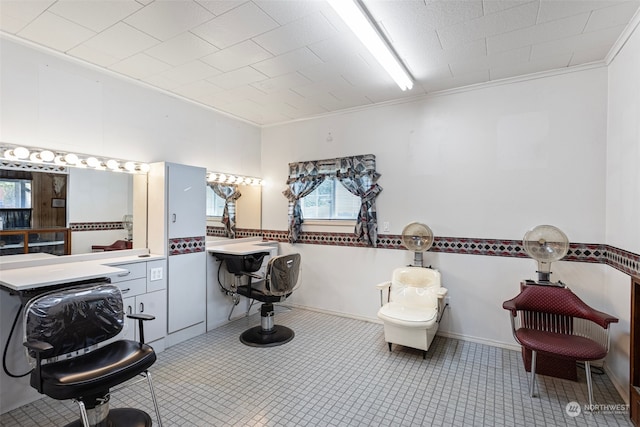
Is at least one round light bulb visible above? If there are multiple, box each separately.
[85,157,100,168]
[218,174,226,182]
[13,147,30,159]
[124,162,136,172]
[138,163,150,173]
[106,159,119,170]
[40,150,55,162]
[64,153,79,165]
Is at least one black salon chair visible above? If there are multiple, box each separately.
[236,253,301,347]
[23,283,162,427]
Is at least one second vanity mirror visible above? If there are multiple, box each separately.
[206,174,262,239]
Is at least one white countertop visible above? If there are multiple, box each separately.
[207,240,277,256]
[0,251,165,293]
[0,261,125,291]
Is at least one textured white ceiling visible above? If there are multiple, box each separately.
[1,0,639,126]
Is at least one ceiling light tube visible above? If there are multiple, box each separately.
[328,0,413,91]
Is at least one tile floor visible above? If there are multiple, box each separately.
[0,307,633,426]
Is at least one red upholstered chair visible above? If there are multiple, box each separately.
[503,285,618,406]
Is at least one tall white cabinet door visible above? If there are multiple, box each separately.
[167,163,206,239]
[168,251,206,333]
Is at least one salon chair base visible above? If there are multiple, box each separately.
[65,408,151,427]
[240,325,294,347]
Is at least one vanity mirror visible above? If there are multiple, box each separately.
[206,172,262,239]
[0,143,148,255]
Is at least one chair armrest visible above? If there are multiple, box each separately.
[436,287,448,298]
[589,309,619,328]
[502,298,517,316]
[375,281,391,290]
[23,339,53,355]
[127,313,155,344]
[127,313,155,321]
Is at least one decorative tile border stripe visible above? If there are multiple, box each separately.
[606,246,640,276]
[246,229,640,277]
[69,222,124,231]
[168,236,205,255]
[206,226,265,239]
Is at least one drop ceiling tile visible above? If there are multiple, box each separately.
[420,69,490,92]
[537,0,621,24]
[490,51,573,80]
[569,44,613,65]
[109,53,172,80]
[437,1,539,49]
[49,0,142,32]
[143,74,182,91]
[67,43,121,67]
[214,85,269,104]
[530,24,626,60]
[124,0,214,41]
[145,32,218,66]
[172,79,224,104]
[196,0,247,17]
[584,1,640,32]
[256,0,326,25]
[17,11,95,51]
[408,38,487,78]
[252,47,322,78]
[365,0,484,30]
[307,91,369,112]
[0,0,55,33]
[482,0,538,16]
[253,12,337,56]
[251,88,308,106]
[208,66,268,89]
[158,60,221,86]
[201,40,272,72]
[290,79,342,97]
[250,72,311,94]
[449,45,532,75]
[487,12,590,54]
[191,2,278,49]
[79,22,159,61]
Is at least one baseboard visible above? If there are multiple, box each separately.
[604,364,630,404]
[285,303,521,351]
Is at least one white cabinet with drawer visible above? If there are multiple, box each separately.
[110,259,167,351]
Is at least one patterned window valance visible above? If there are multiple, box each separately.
[283,154,382,247]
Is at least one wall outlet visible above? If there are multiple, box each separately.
[150,267,163,281]
[383,221,390,232]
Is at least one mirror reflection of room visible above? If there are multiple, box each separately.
[0,169,69,255]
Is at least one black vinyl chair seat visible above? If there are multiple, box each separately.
[236,284,292,303]
[34,340,156,401]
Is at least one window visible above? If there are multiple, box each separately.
[206,186,226,217]
[300,178,360,220]
[0,179,32,208]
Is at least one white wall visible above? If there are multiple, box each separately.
[604,17,640,399]
[0,37,262,176]
[262,66,611,350]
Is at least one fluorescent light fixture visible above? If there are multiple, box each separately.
[328,0,413,91]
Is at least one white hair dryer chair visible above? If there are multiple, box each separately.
[376,266,448,358]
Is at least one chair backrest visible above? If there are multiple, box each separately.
[265,253,301,296]
[24,283,124,361]
[504,285,614,328]
[390,267,441,308]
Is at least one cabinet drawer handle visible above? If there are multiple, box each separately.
[117,271,131,277]
[172,213,177,223]
[121,288,130,294]
[127,305,133,315]
[139,302,144,313]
